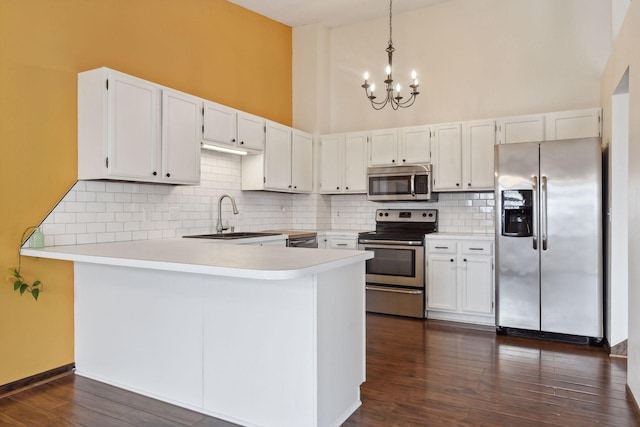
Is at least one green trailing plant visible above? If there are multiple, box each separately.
[8,226,43,300]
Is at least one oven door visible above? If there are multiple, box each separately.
[357,242,424,288]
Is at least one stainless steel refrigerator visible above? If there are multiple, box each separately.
[495,137,603,338]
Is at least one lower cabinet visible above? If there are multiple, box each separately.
[425,236,494,325]
[318,232,359,249]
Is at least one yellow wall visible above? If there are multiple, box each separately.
[0,0,291,386]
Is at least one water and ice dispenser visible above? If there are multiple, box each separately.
[501,190,533,237]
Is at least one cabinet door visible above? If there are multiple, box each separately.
[237,112,264,151]
[369,129,398,166]
[544,108,601,140]
[344,132,368,193]
[320,135,343,193]
[432,123,462,191]
[202,101,236,146]
[291,130,313,192]
[497,114,544,144]
[162,89,201,184]
[462,120,495,190]
[460,256,494,315]
[426,254,458,311]
[107,72,160,180]
[264,121,292,191]
[400,125,431,165]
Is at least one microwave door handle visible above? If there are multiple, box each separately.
[410,175,416,197]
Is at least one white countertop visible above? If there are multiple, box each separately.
[21,238,373,280]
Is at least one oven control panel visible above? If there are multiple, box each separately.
[375,209,437,223]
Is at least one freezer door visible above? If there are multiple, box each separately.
[539,138,603,337]
[495,142,541,330]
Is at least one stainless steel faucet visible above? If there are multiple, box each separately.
[216,194,239,233]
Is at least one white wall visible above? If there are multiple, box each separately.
[325,0,610,133]
[600,0,640,404]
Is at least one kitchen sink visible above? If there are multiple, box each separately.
[182,232,282,240]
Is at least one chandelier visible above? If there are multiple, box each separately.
[361,0,420,110]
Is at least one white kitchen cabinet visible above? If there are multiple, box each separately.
[426,253,458,311]
[264,121,292,191]
[241,122,312,193]
[369,129,398,166]
[202,101,236,147]
[400,125,431,165]
[497,113,545,144]
[291,130,313,192]
[319,132,368,194]
[78,67,200,184]
[161,89,201,183]
[318,232,359,250]
[425,236,494,325]
[544,108,601,141]
[462,119,496,190]
[237,112,265,151]
[369,126,430,166]
[202,102,264,153]
[431,123,463,191]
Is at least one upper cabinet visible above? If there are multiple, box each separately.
[78,67,201,184]
[202,101,264,153]
[319,132,368,194]
[400,125,432,165]
[462,120,496,190]
[161,89,202,183]
[544,108,601,141]
[241,122,312,193]
[432,123,462,191]
[497,113,545,144]
[369,126,430,166]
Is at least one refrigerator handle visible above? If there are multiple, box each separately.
[541,175,548,250]
[532,176,538,250]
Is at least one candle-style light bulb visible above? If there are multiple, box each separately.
[396,83,401,93]
[370,83,375,93]
[411,70,417,80]
[385,65,391,75]
[364,71,369,81]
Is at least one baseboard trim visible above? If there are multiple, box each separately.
[0,363,75,398]
[628,384,640,419]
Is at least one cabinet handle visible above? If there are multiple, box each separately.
[152,171,157,176]
[450,259,454,262]
[463,258,467,262]
[346,186,349,190]
[469,248,484,251]
[403,159,406,163]
[232,138,236,143]
[166,173,170,178]
[456,183,460,187]
[337,243,348,247]
[294,185,297,189]
[435,246,449,249]
[468,183,471,186]
[337,186,340,190]
[240,141,244,145]
[392,159,395,163]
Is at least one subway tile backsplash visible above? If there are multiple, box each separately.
[37,151,494,246]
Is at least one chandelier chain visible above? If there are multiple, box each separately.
[361,0,420,110]
[388,0,393,46]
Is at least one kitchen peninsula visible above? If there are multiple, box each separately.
[22,239,373,427]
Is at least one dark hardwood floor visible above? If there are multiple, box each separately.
[1,314,639,426]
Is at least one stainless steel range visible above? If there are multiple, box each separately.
[358,208,438,318]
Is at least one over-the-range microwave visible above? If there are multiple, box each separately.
[367,164,437,202]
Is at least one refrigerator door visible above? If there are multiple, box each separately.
[495,142,541,330]
[539,138,603,337]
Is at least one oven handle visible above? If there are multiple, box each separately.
[358,239,424,246]
[366,285,423,295]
